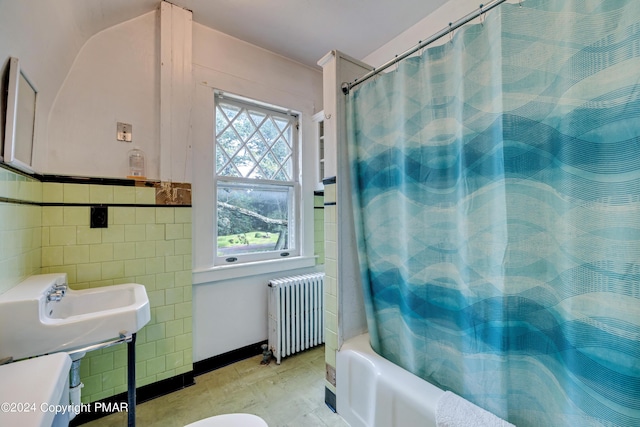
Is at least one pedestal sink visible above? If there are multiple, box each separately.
[0,273,150,426]
[0,273,150,361]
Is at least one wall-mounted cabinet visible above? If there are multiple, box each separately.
[313,111,325,189]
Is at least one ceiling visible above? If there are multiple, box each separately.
[83,0,450,69]
[174,0,449,68]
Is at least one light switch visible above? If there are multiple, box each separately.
[117,122,132,142]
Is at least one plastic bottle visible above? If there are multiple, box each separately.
[128,147,145,179]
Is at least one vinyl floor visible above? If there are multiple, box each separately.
[82,345,349,427]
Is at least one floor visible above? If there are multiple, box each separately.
[83,345,349,427]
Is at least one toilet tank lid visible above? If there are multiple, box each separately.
[184,414,269,427]
[0,352,72,427]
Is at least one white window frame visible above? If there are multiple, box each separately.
[213,92,301,265]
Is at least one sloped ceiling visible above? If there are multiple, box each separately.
[71,0,450,68]
[170,0,450,67]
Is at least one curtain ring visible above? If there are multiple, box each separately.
[479,4,485,26]
[394,54,399,72]
[449,23,454,43]
[519,0,523,7]
[341,81,351,95]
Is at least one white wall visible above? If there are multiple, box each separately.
[0,1,87,172]
[362,0,486,68]
[0,0,163,174]
[159,2,193,183]
[191,23,324,361]
[47,11,160,179]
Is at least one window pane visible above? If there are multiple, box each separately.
[217,183,292,257]
[216,100,296,180]
[233,111,256,141]
[215,107,229,135]
[260,118,279,141]
[247,135,268,161]
[221,104,240,122]
[274,117,289,132]
[261,152,280,180]
[231,148,256,177]
[249,111,266,127]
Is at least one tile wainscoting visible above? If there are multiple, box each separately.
[322,177,337,403]
[0,165,194,407]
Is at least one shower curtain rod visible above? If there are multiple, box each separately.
[343,0,509,94]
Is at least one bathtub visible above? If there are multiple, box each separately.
[337,333,445,427]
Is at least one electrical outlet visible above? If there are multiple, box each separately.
[90,206,108,228]
[117,122,132,142]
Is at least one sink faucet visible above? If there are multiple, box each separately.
[53,283,68,296]
[47,285,66,302]
[47,290,64,302]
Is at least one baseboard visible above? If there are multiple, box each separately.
[325,387,337,413]
[193,340,267,377]
[70,371,194,426]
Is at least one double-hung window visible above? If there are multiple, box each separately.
[214,93,299,264]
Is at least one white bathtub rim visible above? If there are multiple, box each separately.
[337,332,446,427]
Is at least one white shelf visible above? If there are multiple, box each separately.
[313,111,325,189]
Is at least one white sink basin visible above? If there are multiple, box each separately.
[0,273,150,360]
[48,283,142,319]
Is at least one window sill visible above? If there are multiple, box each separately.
[192,256,318,284]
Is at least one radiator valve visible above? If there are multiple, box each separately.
[260,344,272,365]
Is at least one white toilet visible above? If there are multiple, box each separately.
[0,352,72,427]
[185,413,268,427]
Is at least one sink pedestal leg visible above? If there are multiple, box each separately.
[128,333,137,427]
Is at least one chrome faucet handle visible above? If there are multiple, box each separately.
[47,290,64,302]
[53,283,68,296]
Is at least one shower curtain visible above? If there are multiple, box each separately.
[347,1,640,426]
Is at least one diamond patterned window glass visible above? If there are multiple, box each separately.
[215,98,296,182]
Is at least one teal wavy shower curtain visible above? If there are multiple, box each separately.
[347,1,640,425]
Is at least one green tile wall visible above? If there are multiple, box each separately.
[0,167,194,403]
[39,184,193,403]
[0,166,42,294]
[323,183,338,392]
[5,176,193,402]
[314,194,325,265]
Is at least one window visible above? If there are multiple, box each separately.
[214,93,299,264]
